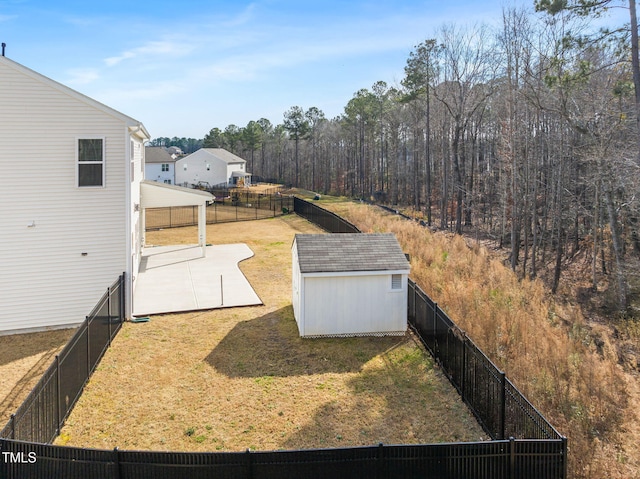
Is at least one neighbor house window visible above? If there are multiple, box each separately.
[78,138,105,187]
[164,179,172,184]
[391,274,402,290]
[161,163,169,172]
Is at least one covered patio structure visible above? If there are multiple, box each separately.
[135,181,262,317]
[140,180,212,257]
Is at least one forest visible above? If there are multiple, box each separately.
[153,1,640,316]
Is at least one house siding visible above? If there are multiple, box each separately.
[175,149,227,187]
[0,59,134,332]
[175,149,248,188]
[145,163,175,184]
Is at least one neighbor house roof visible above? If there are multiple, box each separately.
[294,233,410,274]
[145,146,176,164]
[200,148,246,165]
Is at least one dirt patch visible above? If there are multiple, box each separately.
[0,328,75,427]
[55,214,484,451]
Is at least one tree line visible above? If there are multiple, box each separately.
[151,1,640,313]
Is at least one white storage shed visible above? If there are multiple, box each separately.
[292,233,411,338]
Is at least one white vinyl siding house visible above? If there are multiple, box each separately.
[175,148,251,188]
[0,56,149,333]
[291,233,411,338]
[144,146,176,185]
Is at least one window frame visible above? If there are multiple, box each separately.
[390,274,403,291]
[77,137,106,188]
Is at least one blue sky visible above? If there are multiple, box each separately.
[0,0,609,139]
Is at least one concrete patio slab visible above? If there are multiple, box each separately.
[133,244,262,316]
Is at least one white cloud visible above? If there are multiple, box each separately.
[65,68,100,85]
[221,2,257,28]
[104,39,195,67]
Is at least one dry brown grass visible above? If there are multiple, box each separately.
[0,329,75,428]
[322,200,638,479]
[55,214,484,452]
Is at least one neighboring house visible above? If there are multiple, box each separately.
[175,148,251,189]
[291,233,411,337]
[145,146,176,184]
[0,55,210,334]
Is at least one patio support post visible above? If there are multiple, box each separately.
[199,203,207,257]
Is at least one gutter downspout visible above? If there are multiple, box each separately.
[124,127,133,320]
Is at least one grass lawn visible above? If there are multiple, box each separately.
[55,213,484,452]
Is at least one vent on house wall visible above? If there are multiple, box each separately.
[391,274,402,290]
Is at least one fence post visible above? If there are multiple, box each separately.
[561,437,568,479]
[55,355,61,435]
[509,437,515,479]
[121,273,126,323]
[501,372,507,440]
[245,448,253,479]
[433,302,438,356]
[377,443,385,479]
[461,333,467,403]
[113,447,121,479]
[86,316,91,374]
[108,283,112,346]
[9,413,15,440]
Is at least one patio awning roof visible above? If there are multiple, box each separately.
[231,171,251,178]
[140,180,214,258]
[140,180,213,208]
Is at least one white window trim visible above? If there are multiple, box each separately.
[77,136,106,188]
[390,274,404,292]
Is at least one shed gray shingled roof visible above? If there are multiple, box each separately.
[294,233,410,274]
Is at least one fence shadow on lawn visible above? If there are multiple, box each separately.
[0,330,73,368]
[205,306,405,378]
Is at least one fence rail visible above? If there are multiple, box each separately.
[145,194,293,230]
[293,197,360,233]
[407,280,563,442]
[0,438,566,479]
[0,275,125,443]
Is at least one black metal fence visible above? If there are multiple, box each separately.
[145,194,293,230]
[0,438,565,479]
[407,280,563,442]
[0,201,567,479]
[0,275,125,443]
[293,197,360,233]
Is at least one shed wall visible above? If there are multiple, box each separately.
[301,273,407,337]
